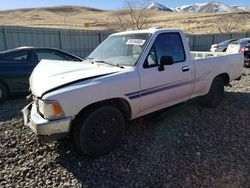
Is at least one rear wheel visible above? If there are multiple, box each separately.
[201,77,224,108]
[0,83,7,103]
[73,106,125,157]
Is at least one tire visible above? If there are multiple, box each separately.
[0,83,7,103]
[73,106,125,157]
[201,77,224,108]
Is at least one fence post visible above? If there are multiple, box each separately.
[59,30,63,50]
[212,34,215,45]
[3,27,9,50]
[98,31,101,44]
[192,35,196,51]
[229,33,233,39]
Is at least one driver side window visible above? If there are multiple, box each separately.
[144,33,186,68]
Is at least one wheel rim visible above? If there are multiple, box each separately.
[91,117,118,144]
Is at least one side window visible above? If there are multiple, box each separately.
[144,33,185,68]
[56,52,81,61]
[2,51,29,61]
[36,51,66,61]
[155,33,185,63]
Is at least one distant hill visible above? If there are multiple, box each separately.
[1,5,104,14]
[0,5,249,34]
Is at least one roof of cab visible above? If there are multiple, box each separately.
[111,28,183,36]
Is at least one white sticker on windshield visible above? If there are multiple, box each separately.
[126,39,146,46]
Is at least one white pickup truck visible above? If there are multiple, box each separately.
[22,28,244,156]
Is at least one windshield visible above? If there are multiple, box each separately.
[88,33,151,67]
[219,39,235,45]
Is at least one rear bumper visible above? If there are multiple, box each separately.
[22,102,72,142]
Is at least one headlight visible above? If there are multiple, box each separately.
[38,100,64,119]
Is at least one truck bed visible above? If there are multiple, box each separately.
[191,51,233,59]
[190,51,244,95]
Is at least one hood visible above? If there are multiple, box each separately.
[30,60,121,97]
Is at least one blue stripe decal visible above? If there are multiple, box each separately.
[128,94,141,99]
[125,82,172,97]
[125,91,140,96]
[125,80,192,100]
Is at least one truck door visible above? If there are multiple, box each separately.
[137,32,194,112]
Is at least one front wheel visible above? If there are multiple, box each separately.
[73,106,125,157]
[201,77,224,108]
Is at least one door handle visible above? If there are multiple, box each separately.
[182,66,190,72]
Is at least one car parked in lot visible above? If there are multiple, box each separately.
[244,44,250,58]
[243,44,250,67]
[210,39,237,52]
[226,38,250,67]
[22,28,244,157]
[0,47,83,102]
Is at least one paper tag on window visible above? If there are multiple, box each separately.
[126,39,146,46]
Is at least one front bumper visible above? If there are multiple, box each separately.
[22,102,72,142]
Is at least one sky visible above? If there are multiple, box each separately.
[0,0,249,11]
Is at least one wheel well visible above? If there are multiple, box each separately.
[216,73,230,86]
[75,98,132,121]
[70,98,132,134]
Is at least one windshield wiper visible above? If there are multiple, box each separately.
[94,60,124,69]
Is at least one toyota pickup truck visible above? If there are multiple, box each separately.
[22,29,244,156]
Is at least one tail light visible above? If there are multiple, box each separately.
[212,44,219,48]
[240,47,245,53]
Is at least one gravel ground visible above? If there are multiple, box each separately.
[1,68,250,187]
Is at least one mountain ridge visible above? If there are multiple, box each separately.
[146,1,250,13]
[146,2,173,12]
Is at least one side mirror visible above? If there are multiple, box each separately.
[158,56,174,71]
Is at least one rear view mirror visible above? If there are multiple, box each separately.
[158,56,174,71]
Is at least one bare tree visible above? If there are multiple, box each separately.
[216,13,246,33]
[116,0,151,31]
[116,10,129,30]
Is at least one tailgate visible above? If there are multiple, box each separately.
[226,44,240,53]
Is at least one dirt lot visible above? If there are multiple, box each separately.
[0,68,250,187]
